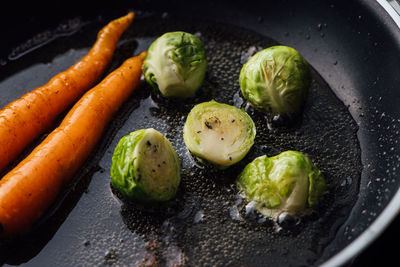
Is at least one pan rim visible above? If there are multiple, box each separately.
[322,187,400,266]
[321,2,400,266]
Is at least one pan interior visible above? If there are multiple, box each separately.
[0,15,361,266]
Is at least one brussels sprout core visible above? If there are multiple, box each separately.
[239,45,311,116]
[183,100,256,168]
[237,151,326,219]
[143,31,207,98]
[110,128,181,202]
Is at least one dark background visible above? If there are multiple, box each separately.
[351,215,400,266]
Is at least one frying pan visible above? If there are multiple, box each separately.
[0,0,399,266]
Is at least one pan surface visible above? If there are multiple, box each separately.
[0,0,399,266]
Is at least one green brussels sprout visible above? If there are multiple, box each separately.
[110,128,181,202]
[239,45,311,116]
[143,31,207,98]
[183,100,256,168]
[237,151,326,219]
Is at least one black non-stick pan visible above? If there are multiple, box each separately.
[0,0,399,266]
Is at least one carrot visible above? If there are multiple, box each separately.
[0,51,147,238]
[0,12,135,173]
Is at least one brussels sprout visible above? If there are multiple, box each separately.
[110,128,181,202]
[183,100,256,168]
[143,31,207,98]
[237,151,326,219]
[239,45,311,116]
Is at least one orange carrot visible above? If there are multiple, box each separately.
[0,51,147,238]
[0,12,135,173]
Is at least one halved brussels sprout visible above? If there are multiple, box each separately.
[237,151,326,219]
[143,31,207,98]
[239,45,311,116]
[110,128,181,202]
[183,100,256,168]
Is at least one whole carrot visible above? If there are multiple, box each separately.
[0,51,147,238]
[0,12,135,173]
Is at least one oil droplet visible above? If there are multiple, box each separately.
[161,12,169,19]
[229,195,244,221]
[194,31,202,38]
[233,91,244,108]
[240,46,260,64]
[104,249,118,263]
[229,206,243,221]
[277,212,301,229]
[193,210,204,223]
[245,201,258,217]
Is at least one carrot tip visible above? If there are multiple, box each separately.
[126,11,135,21]
[139,51,148,59]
